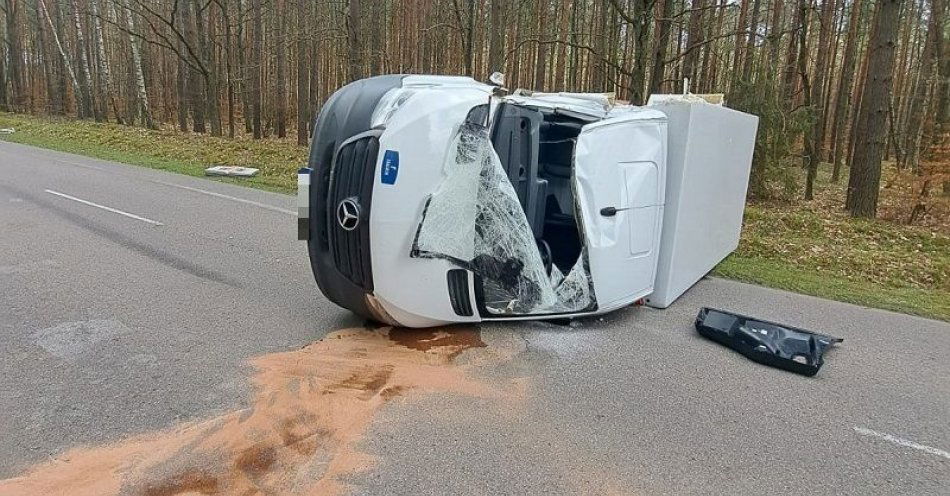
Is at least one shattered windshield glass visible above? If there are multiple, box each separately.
[411,119,596,315]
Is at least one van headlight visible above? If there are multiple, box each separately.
[370,88,416,128]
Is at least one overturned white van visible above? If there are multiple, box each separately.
[298,75,758,327]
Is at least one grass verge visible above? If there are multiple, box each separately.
[716,252,949,321]
[0,112,306,193]
[3,112,948,321]
[715,170,949,320]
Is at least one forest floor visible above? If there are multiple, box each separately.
[2,111,948,321]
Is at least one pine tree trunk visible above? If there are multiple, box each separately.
[568,0,581,88]
[554,0,574,91]
[830,0,865,182]
[194,0,221,136]
[5,0,26,111]
[487,0,505,76]
[0,3,9,111]
[698,0,717,92]
[593,0,607,91]
[308,0,319,131]
[183,0,206,133]
[740,0,763,84]
[892,0,921,158]
[121,0,155,129]
[607,1,620,92]
[91,0,121,123]
[683,0,705,86]
[52,0,68,115]
[627,0,650,104]
[847,0,904,217]
[900,0,942,172]
[766,0,786,74]
[935,15,949,130]
[707,0,727,90]
[534,0,549,90]
[820,1,845,159]
[804,0,839,199]
[176,68,189,129]
[367,1,381,74]
[238,0,251,134]
[296,0,310,146]
[223,0,236,138]
[69,0,96,120]
[509,4,523,88]
[782,0,807,99]
[347,0,362,81]
[251,0,263,138]
[276,0,287,138]
[39,0,82,117]
[674,0,684,85]
[465,0,475,76]
[794,0,810,109]
[649,0,673,95]
[730,0,751,94]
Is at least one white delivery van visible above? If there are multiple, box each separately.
[298,75,758,327]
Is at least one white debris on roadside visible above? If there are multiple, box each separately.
[0,128,15,135]
[205,165,259,177]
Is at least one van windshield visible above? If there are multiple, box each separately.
[409,105,596,317]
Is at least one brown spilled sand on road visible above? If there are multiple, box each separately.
[0,326,503,496]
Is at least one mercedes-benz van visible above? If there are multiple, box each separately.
[298,75,757,327]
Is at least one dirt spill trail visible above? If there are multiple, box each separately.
[0,326,506,496]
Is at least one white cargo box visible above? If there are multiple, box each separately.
[644,98,759,308]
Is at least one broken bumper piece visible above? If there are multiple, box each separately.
[695,307,842,376]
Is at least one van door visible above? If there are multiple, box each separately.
[573,114,666,310]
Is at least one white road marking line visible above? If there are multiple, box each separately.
[853,427,950,461]
[42,155,107,171]
[11,141,294,215]
[44,189,164,226]
[148,180,296,216]
[56,159,106,171]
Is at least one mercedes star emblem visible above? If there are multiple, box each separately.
[337,198,361,231]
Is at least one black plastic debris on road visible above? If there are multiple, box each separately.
[695,307,843,376]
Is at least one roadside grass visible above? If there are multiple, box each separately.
[716,207,950,320]
[3,112,948,321]
[716,165,950,321]
[0,112,307,193]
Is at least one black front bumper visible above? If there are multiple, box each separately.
[304,75,404,318]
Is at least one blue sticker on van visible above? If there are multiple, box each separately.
[381,150,399,185]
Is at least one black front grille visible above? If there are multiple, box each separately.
[447,269,474,316]
[327,134,379,290]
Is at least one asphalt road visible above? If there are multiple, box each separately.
[0,141,948,495]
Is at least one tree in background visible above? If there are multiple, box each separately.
[900,0,944,172]
[251,0,262,138]
[803,0,838,200]
[295,0,308,145]
[0,0,945,221]
[829,0,866,183]
[0,1,8,111]
[848,0,905,217]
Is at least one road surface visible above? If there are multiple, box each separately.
[0,141,947,495]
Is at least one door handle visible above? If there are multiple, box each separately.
[599,206,630,217]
